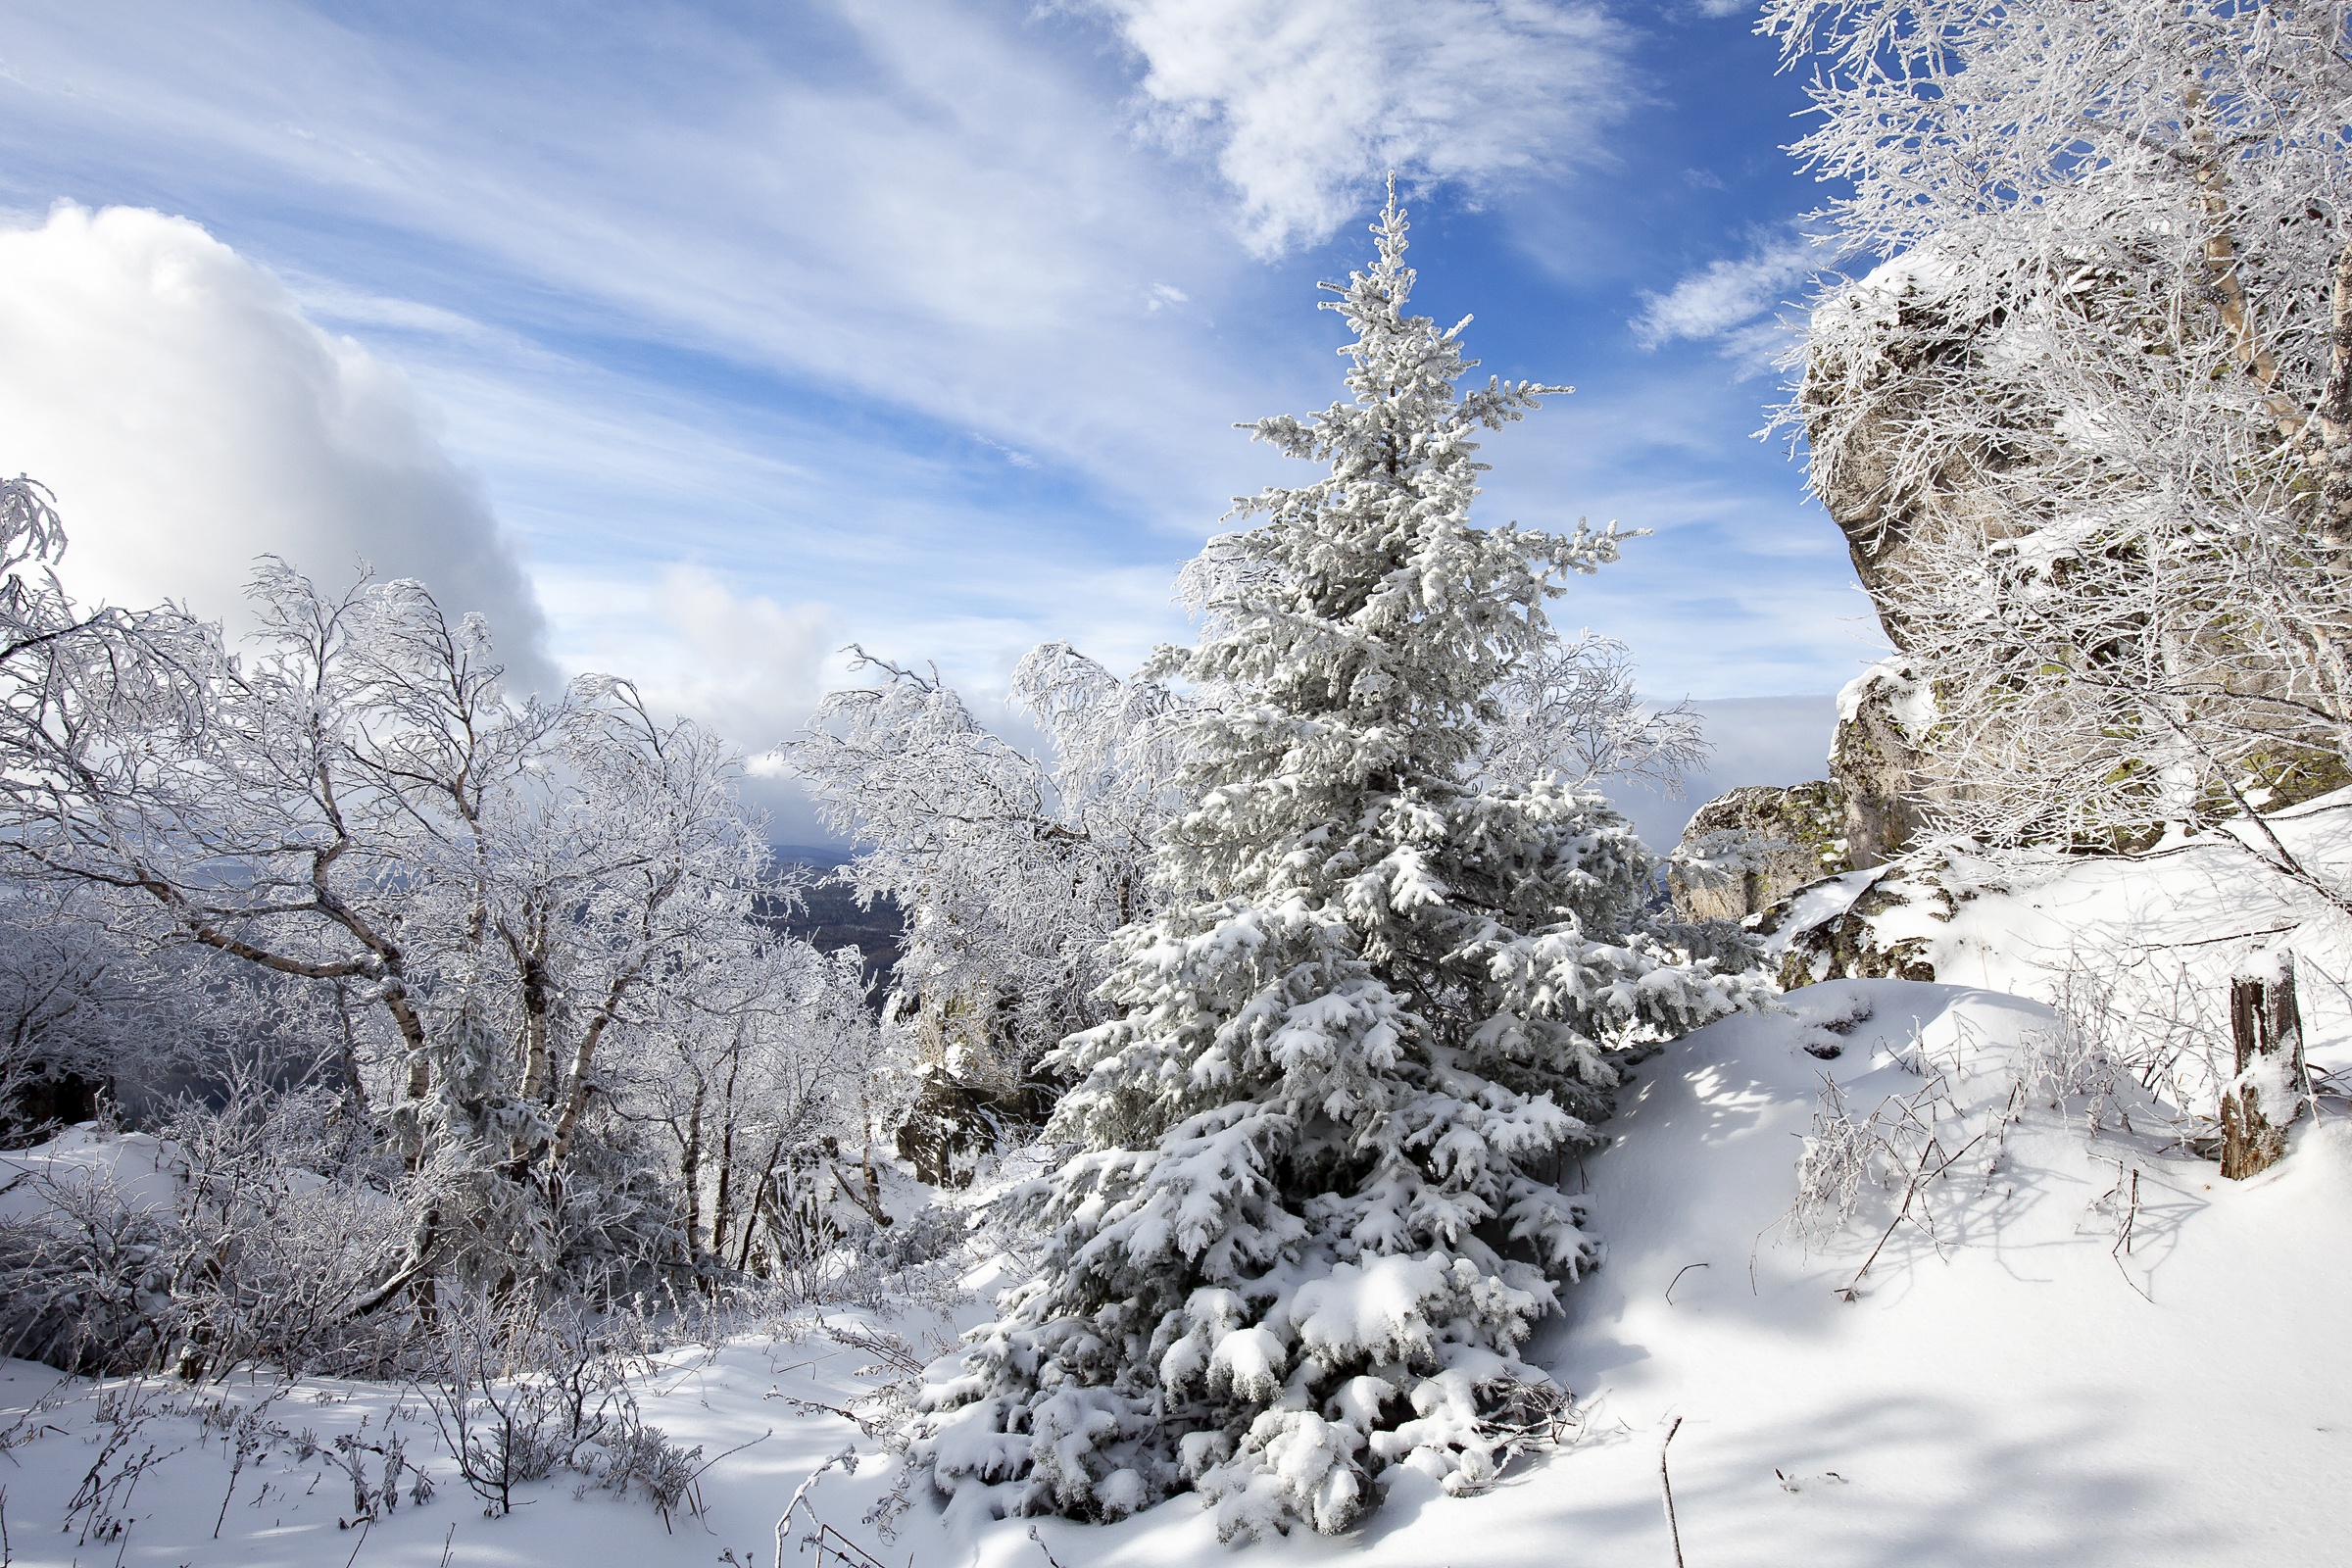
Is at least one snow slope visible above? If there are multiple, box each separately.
[0,1127,180,1222]
[1777,790,2352,1110]
[4,980,2343,1566]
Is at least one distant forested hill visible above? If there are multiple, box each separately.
[762,844,902,1004]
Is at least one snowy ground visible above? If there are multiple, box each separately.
[1786,789,2352,1105]
[5,971,2345,1567]
[15,798,2352,1568]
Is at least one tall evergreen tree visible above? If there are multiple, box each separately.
[914,187,1759,1540]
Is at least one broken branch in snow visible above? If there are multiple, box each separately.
[1665,1262,1710,1305]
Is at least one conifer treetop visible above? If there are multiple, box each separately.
[1165,177,1633,896]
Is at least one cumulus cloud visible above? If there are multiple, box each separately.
[1073,0,1631,255]
[0,204,554,691]
[1632,231,1816,357]
[542,564,840,760]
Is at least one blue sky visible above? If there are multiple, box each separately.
[0,0,1875,838]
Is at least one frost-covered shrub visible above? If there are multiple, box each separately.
[2015,1023,2126,1123]
[0,1093,410,1377]
[418,1294,707,1521]
[1787,1078,1893,1247]
[0,1158,175,1373]
[912,191,1764,1540]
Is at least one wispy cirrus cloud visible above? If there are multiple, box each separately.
[1070,0,1634,256]
[0,0,1867,840]
[1632,229,1818,368]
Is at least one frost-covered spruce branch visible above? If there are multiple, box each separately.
[910,186,1765,1541]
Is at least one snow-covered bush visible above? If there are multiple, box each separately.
[417,1294,706,1521]
[912,189,1764,1540]
[0,1142,177,1373]
[0,1078,410,1378]
[1473,630,1708,797]
[2014,1021,2128,1130]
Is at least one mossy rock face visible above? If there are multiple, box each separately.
[1829,678,1929,866]
[1770,869,1949,990]
[1670,780,1852,922]
[2238,746,2352,813]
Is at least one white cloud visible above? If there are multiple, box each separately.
[1602,694,1837,852]
[1071,0,1632,255]
[971,434,1041,470]
[0,0,1268,526]
[0,203,554,690]
[644,564,841,752]
[525,560,841,834]
[1632,232,1815,354]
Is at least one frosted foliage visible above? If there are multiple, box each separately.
[1772,0,2352,892]
[1474,631,1708,797]
[913,192,1763,1539]
[792,644,1180,1084]
[1,491,881,1300]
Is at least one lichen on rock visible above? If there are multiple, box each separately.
[1668,780,1851,922]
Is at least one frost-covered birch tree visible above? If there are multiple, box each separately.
[1775,0,2352,897]
[1473,630,1709,796]
[791,643,1183,1096]
[0,479,887,1309]
[913,189,1761,1540]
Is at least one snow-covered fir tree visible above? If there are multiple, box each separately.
[913,187,1763,1541]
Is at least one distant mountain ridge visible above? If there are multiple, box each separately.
[762,843,901,1003]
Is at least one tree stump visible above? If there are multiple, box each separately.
[2220,952,2305,1180]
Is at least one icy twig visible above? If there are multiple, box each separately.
[1029,1523,1071,1568]
[2095,1161,2155,1303]
[774,1446,858,1564]
[1839,1126,1991,1299]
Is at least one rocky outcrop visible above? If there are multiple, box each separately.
[1763,867,1948,991]
[1668,780,1851,922]
[1828,658,1940,867]
[1799,255,2045,658]
[1678,252,2344,949]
